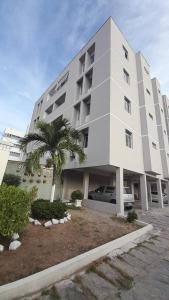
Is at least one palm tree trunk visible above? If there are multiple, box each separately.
[50,164,57,202]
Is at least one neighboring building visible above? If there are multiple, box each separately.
[2,128,24,161]
[0,140,11,184]
[28,17,169,216]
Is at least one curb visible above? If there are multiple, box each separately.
[0,222,153,300]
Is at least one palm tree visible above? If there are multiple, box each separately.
[20,116,86,202]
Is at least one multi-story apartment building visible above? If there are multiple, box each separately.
[2,128,24,162]
[28,17,169,216]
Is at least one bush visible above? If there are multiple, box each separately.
[0,185,32,237]
[127,210,138,223]
[31,199,67,220]
[3,173,21,187]
[71,190,83,201]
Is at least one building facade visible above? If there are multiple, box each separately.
[2,128,24,162]
[28,17,169,216]
[0,140,11,184]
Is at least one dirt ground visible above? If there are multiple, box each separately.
[0,208,139,285]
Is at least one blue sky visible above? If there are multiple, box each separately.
[0,0,169,135]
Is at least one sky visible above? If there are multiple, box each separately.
[0,0,169,135]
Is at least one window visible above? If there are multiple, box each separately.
[95,186,104,193]
[57,72,69,91]
[85,68,93,92]
[81,128,89,148]
[152,142,157,149]
[149,113,153,120]
[164,130,166,135]
[49,84,57,96]
[123,45,128,60]
[77,78,83,98]
[123,69,130,84]
[83,95,91,122]
[158,89,161,94]
[125,129,133,148]
[45,104,53,115]
[55,93,66,108]
[105,186,115,193]
[79,54,85,74]
[124,97,131,113]
[146,88,151,95]
[144,66,149,75]
[161,108,163,113]
[74,103,81,125]
[87,43,95,65]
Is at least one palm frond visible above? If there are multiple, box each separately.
[20,133,47,152]
[24,146,49,174]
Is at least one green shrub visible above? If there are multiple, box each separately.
[3,173,21,187]
[31,199,67,220]
[0,184,32,237]
[127,210,138,223]
[71,190,83,201]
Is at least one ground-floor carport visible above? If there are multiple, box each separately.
[62,165,169,216]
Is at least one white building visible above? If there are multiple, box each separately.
[0,140,11,184]
[2,128,24,161]
[28,17,169,215]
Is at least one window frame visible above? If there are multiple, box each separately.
[124,96,131,114]
[125,129,133,148]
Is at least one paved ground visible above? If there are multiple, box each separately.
[23,207,169,300]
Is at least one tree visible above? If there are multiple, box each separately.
[3,173,21,187]
[20,116,85,202]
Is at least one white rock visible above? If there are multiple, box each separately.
[59,218,65,224]
[12,233,19,240]
[34,220,41,226]
[0,244,4,252]
[64,217,68,222]
[67,213,71,218]
[29,217,34,223]
[9,240,21,251]
[52,218,59,225]
[44,221,52,228]
[67,215,71,221]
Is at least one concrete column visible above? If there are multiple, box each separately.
[140,174,148,211]
[157,178,163,208]
[116,167,124,216]
[83,172,89,199]
[131,182,134,198]
[110,173,115,186]
[147,182,152,203]
[166,181,169,206]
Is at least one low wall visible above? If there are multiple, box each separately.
[0,222,153,300]
[83,199,116,214]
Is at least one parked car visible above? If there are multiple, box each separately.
[88,185,134,208]
[151,191,168,204]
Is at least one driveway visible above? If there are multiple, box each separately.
[24,207,169,300]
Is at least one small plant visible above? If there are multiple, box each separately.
[31,173,34,177]
[127,210,138,223]
[22,178,26,182]
[31,199,67,220]
[43,180,46,184]
[29,179,34,183]
[36,179,41,183]
[24,172,28,176]
[71,190,83,201]
[2,173,21,187]
[0,185,32,237]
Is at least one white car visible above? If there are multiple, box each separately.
[88,185,134,208]
[151,192,168,204]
